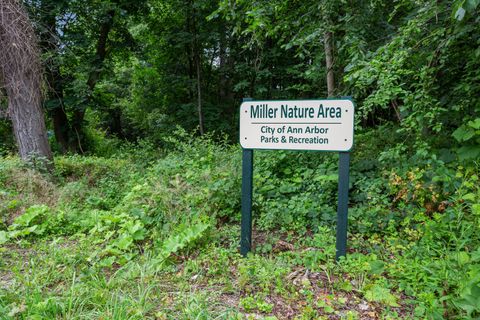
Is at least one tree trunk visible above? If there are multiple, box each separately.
[218,30,227,102]
[86,11,115,92]
[324,31,335,97]
[0,0,53,167]
[195,51,204,135]
[39,0,70,153]
[71,9,115,151]
[108,108,124,138]
[51,107,70,152]
[8,80,53,164]
[191,3,204,135]
[391,99,402,123]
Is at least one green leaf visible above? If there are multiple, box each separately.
[458,146,480,161]
[369,260,385,275]
[452,126,474,142]
[468,118,480,130]
[12,205,49,228]
[462,193,476,202]
[158,221,210,260]
[0,231,8,245]
[114,235,133,251]
[466,0,480,11]
[454,283,480,315]
[453,252,470,265]
[472,204,480,215]
[364,284,399,307]
[98,256,116,268]
[471,248,480,262]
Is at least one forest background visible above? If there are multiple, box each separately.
[0,0,479,319]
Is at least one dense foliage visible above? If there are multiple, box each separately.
[0,128,479,318]
[0,0,478,156]
[0,0,479,319]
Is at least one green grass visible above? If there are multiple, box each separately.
[1,129,479,319]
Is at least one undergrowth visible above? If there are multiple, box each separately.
[0,127,479,319]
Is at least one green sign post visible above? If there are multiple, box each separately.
[239,97,354,260]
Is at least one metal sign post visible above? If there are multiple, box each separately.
[335,151,350,260]
[239,98,354,260]
[240,99,254,256]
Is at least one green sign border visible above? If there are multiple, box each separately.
[238,97,355,152]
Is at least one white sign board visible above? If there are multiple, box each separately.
[240,99,354,151]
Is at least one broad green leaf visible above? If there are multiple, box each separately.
[454,283,480,315]
[115,235,133,250]
[466,0,480,11]
[369,260,385,275]
[364,284,399,307]
[458,146,480,161]
[13,205,49,228]
[454,252,470,265]
[0,231,8,245]
[453,126,474,142]
[468,118,480,130]
[472,204,480,215]
[462,193,476,201]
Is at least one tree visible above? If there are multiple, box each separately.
[0,0,53,166]
[36,0,71,154]
[27,0,147,153]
